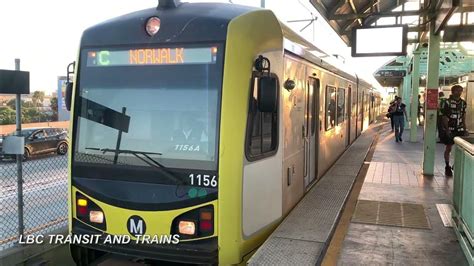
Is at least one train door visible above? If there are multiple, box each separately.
[281,56,306,214]
[361,90,365,131]
[368,92,372,123]
[369,93,374,123]
[304,77,320,188]
[355,82,360,137]
[347,85,352,147]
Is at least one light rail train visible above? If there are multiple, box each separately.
[65,1,382,264]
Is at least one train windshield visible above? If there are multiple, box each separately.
[73,45,223,172]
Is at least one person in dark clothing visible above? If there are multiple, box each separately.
[440,85,468,176]
[387,99,396,132]
[389,96,408,142]
[417,94,423,126]
[437,91,446,143]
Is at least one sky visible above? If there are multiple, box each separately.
[0,0,395,95]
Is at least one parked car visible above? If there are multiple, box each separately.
[0,127,69,161]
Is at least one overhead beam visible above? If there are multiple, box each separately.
[309,0,350,45]
[340,20,357,35]
[338,0,373,34]
[459,6,474,12]
[330,0,378,20]
[363,0,412,26]
[443,25,474,42]
[328,0,347,17]
[348,0,363,26]
[309,0,329,18]
[330,9,427,21]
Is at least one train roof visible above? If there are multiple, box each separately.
[80,3,255,47]
[80,2,376,90]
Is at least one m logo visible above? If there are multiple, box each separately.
[127,215,146,236]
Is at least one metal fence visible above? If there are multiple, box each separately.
[0,154,68,251]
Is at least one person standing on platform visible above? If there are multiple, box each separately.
[437,91,446,143]
[440,85,468,177]
[390,96,408,142]
[387,98,396,132]
[417,94,424,126]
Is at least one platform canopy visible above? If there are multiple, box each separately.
[310,0,474,46]
[374,42,474,87]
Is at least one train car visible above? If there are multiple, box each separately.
[65,1,381,265]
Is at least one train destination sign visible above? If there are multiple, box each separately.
[86,47,217,67]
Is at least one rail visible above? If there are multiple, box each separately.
[452,135,474,265]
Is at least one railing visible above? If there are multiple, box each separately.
[0,149,68,251]
[452,135,474,265]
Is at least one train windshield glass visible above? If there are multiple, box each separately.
[73,45,223,171]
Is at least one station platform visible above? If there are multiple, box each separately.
[3,122,469,266]
[250,122,468,265]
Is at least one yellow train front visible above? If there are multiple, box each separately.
[68,1,381,265]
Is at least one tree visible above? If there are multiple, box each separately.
[6,98,15,109]
[50,97,58,121]
[32,91,45,107]
[0,107,16,125]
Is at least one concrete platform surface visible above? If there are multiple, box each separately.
[337,126,467,265]
[248,123,382,265]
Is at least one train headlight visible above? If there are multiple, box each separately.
[75,192,107,230]
[172,205,214,239]
[146,17,161,36]
[178,221,196,235]
[89,211,104,224]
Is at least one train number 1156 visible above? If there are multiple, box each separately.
[189,174,217,188]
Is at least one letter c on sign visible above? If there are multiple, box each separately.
[98,51,110,66]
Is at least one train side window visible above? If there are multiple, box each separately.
[337,88,345,125]
[246,73,279,161]
[311,78,320,135]
[325,85,336,131]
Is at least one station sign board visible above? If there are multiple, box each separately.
[426,89,439,110]
[57,76,70,121]
[374,70,406,78]
[0,69,30,94]
[351,25,408,57]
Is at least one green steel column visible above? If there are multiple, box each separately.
[410,51,421,142]
[423,23,441,176]
[403,73,412,129]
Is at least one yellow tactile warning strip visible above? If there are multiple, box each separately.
[352,200,431,230]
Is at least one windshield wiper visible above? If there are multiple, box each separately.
[85,147,183,184]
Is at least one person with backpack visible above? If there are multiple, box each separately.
[389,96,408,142]
[387,99,396,132]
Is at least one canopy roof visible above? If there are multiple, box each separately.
[374,43,474,87]
[310,0,474,46]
